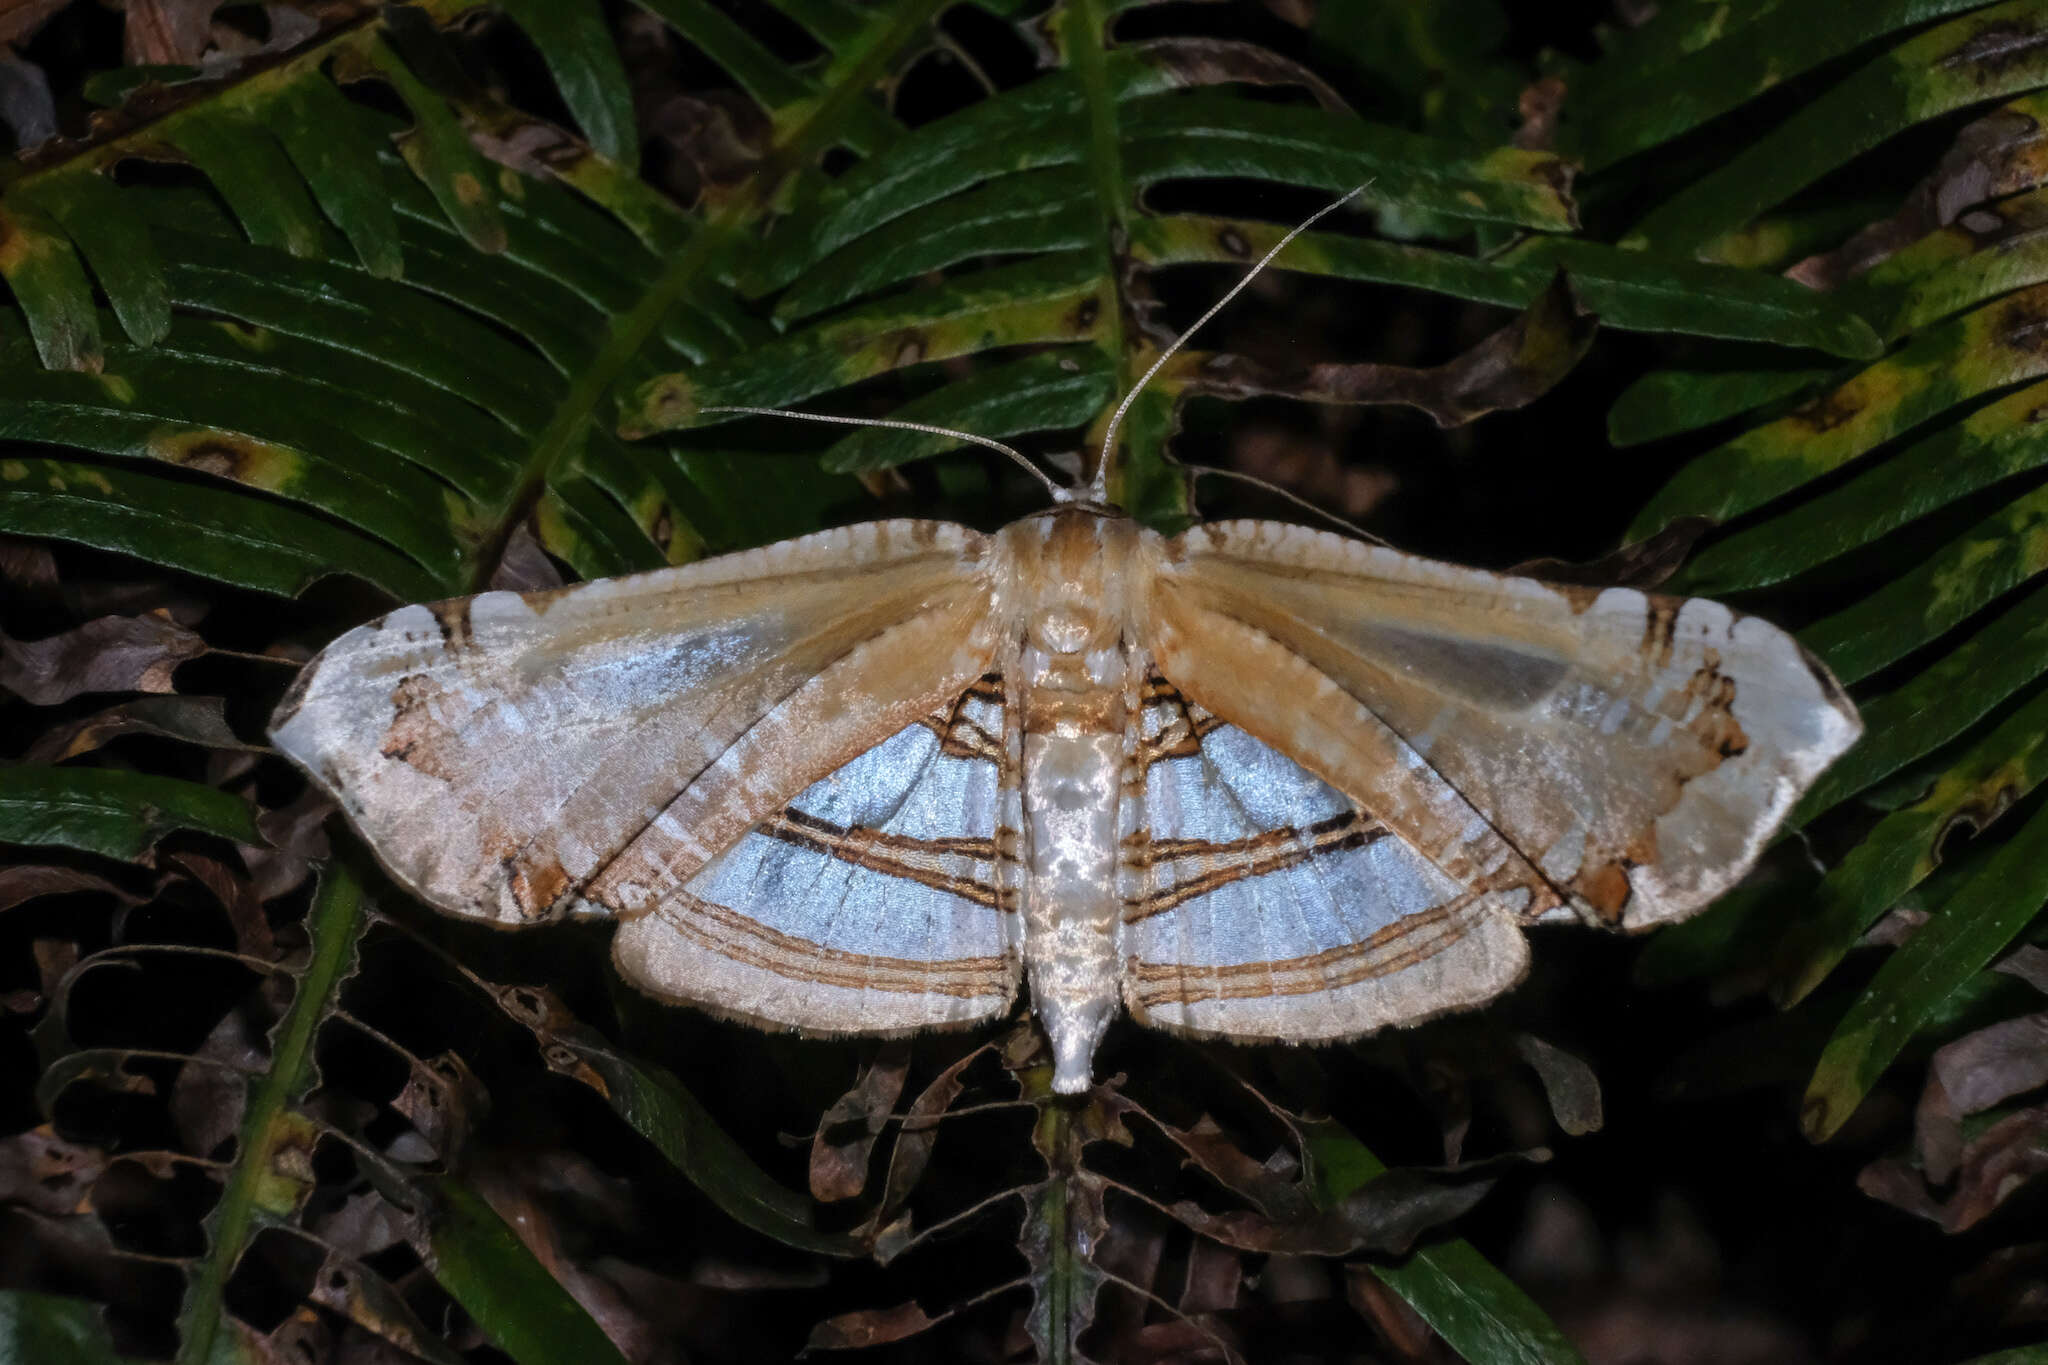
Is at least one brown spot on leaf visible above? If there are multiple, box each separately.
[1937,781,2019,860]
[1530,156,1578,216]
[178,442,238,477]
[147,428,297,486]
[1218,226,1251,259]
[892,335,926,367]
[1999,288,2048,357]
[1942,20,2048,83]
[1071,294,1101,332]
[1788,386,1865,434]
[628,375,696,437]
[1790,108,2048,288]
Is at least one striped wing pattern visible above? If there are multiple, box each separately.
[1117,678,1530,1041]
[611,676,1024,1034]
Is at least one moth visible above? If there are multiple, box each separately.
[269,206,1861,1096]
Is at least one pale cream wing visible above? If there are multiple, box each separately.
[1117,676,1528,1042]
[270,521,1000,927]
[1142,521,1860,930]
[614,674,1024,1033]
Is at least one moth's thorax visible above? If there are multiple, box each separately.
[999,508,1142,662]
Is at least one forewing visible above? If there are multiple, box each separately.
[1118,677,1527,1040]
[1145,521,1861,929]
[270,521,999,926]
[614,675,1024,1033]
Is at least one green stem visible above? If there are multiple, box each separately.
[1063,0,1133,494]
[176,865,364,1365]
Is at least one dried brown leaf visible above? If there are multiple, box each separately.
[124,0,215,64]
[488,520,567,594]
[23,694,255,763]
[0,536,58,593]
[28,937,77,1009]
[1511,517,1713,591]
[1863,1105,2048,1233]
[863,1041,994,1236]
[688,1257,828,1290]
[1149,1112,1312,1222]
[1129,37,1350,110]
[0,0,67,47]
[1164,1167,1495,1257]
[243,786,335,902]
[1514,1033,1605,1136]
[390,1051,487,1160]
[1863,906,1929,947]
[0,864,141,914]
[1183,273,1597,427]
[1910,1009,2048,1188]
[1791,100,2048,290]
[1514,75,1566,151]
[642,90,771,203]
[308,1254,468,1365]
[0,46,53,149]
[811,1041,910,1203]
[1996,943,2048,993]
[170,850,276,957]
[313,1191,413,1260]
[0,1125,105,1217]
[1344,1263,1435,1358]
[1091,1198,1169,1358]
[171,1007,268,1160]
[1179,1239,1241,1315]
[471,1154,679,1364]
[255,1309,334,1365]
[0,609,206,705]
[806,1300,942,1351]
[1125,1319,1239,1365]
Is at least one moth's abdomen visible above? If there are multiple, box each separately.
[1014,636,1135,1092]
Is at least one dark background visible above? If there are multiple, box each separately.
[1,2,2033,1362]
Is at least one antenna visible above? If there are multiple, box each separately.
[697,405,1070,501]
[1092,183,1371,501]
[1185,463,1389,546]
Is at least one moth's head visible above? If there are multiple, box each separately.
[1003,507,1139,656]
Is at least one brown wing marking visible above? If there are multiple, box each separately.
[1128,671,1225,775]
[647,892,1011,998]
[1121,810,1385,922]
[1125,892,1484,1006]
[761,808,1020,912]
